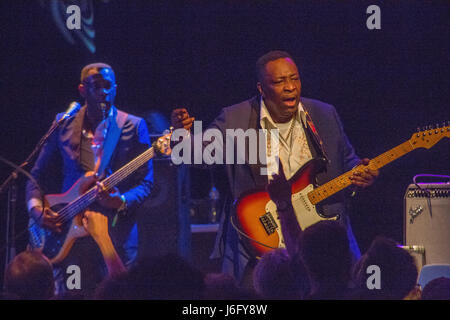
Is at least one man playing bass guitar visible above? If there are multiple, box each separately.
[26,63,153,295]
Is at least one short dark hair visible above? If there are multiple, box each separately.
[256,50,295,82]
[421,277,450,300]
[353,236,418,300]
[4,250,54,300]
[113,254,205,300]
[300,221,352,284]
[80,62,114,83]
[253,248,310,299]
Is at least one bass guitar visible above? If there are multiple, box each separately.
[28,133,172,265]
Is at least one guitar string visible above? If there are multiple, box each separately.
[311,152,392,203]
[56,150,152,223]
[55,147,156,223]
[60,147,155,220]
[309,142,413,203]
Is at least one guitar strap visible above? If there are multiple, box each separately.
[301,110,329,164]
[97,108,128,177]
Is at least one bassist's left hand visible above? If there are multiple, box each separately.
[349,158,379,188]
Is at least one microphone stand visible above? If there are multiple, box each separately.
[0,118,61,270]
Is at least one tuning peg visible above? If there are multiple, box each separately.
[422,126,428,136]
[429,125,434,135]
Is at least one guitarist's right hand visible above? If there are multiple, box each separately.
[30,206,62,233]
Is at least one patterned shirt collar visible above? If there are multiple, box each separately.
[259,96,304,129]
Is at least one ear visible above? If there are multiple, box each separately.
[257,82,265,98]
[78,83,86,98]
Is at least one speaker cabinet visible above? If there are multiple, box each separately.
[137,158,221,272]
[137,158,191,259]
[404,183,450,270]
[190,224,221,273]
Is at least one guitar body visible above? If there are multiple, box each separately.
[235,158,337,256]
[28,173,96,265]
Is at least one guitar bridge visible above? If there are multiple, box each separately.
[259,212,278,235]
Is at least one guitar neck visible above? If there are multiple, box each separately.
[58,147,156,223]
[307,140,413,205]
[102,147,156,190]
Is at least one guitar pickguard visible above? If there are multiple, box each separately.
[264,184,336,249]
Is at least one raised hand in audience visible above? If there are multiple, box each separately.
[82,210,126,276]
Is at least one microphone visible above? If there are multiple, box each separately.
[59,101,81,122]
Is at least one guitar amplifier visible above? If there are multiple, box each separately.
[403,183,450,270]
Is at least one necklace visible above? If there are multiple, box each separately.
[267,116,296,157]
[280,117,295,142]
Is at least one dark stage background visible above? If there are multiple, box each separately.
[0,0,448,278]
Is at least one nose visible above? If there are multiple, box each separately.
[284,79,296,91]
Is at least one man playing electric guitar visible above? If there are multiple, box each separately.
[171,51,379,285]
[25,63,153,295]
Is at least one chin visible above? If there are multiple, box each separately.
[285,107,298,115]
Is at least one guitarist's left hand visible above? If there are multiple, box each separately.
[349,158,379,188]
[96,187,124,210]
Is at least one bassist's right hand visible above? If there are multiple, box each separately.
[30,206,62,233]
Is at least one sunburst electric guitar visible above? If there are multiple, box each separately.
[235,124,450,256]
[28,133,172,265]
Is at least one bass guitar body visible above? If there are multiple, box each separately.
[28,173,97,265]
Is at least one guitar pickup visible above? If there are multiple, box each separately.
[259,212,278,235]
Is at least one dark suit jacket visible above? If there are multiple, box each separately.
[25,105,153,245]
[201,96,361,279]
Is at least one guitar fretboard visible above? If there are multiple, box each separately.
[56,147,156,223]
[307,141,413,205]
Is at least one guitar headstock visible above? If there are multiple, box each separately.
[153,128,173,156]
[409,122,450,149]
